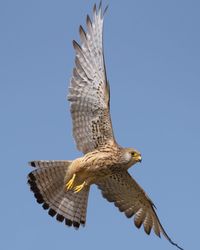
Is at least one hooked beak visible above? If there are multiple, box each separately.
[134,153,142,163]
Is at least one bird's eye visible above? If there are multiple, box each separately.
[131,152,135,156]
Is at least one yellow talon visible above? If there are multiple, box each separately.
[74,181,86,193]
[66,174,76,190]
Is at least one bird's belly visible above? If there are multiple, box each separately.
[80,163,122,185]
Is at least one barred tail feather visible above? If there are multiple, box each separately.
[28,160,90,228]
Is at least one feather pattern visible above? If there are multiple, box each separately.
[28,160,90,228]
[97,171,183,249]
[68,3,115,154]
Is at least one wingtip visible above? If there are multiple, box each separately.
[169,240,184,250]
[151,206,184,250]
[93,3,97,14]
[98,1,109,17]
[79,25,87,42]
[72,39,77,47]
[72,39,81,50]
[103,4,109,16]
[98,0,102,14]
[79,25,85,35]
[86,14,92,26]
[144,225,152,235]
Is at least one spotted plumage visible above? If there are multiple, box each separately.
[28,3,183,250]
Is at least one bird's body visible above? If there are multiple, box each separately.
[28,2,183,250]
[65,144,141,191]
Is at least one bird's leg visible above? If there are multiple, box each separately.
[66,173,76,190]
[74,181,86,193]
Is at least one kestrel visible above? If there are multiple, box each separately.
[28,3,183,250]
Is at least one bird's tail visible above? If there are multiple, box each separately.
[28,160,90,228]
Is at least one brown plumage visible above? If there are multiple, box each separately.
[27,2,183,250]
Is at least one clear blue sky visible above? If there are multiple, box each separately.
[1,1,199,249]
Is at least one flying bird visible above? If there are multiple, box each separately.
[28,3,183,250]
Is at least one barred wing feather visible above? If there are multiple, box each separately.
[97,171,183,250]
[68,4,115,154]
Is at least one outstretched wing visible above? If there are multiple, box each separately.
[97,171,183,250]
[68,3,115,154]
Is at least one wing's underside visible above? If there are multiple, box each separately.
[97,171,183,250]
[68,3,115,154]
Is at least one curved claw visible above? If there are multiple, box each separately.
[74,181,86,193]
[66,174,76,190]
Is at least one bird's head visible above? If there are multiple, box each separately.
[128,148,142,163]
[122,147,142,168]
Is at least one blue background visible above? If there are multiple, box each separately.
[1,1,199,249]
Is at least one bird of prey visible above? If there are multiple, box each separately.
[28,3,183,250]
